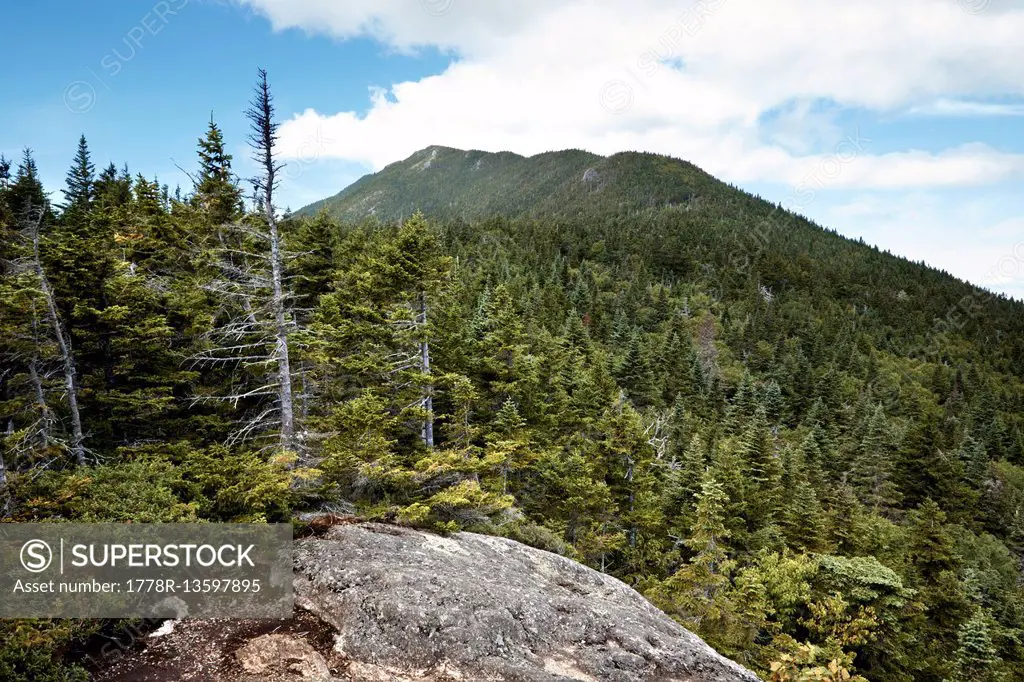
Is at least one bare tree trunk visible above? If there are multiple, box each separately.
[626,455,636,548]
[29,215,85,466]
[0,447,9,516]
[267,202,295,452]
[28,357,52,447]
[420,292,434,449]
[241,296,258,325]
[249,68,295,453]
[298,362,308,421]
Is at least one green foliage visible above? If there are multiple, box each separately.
[17,460,198,522]
[3,137,1024,680]
[300,147,706,224]
[179,447,314,522]
[0,620,93,682]
[950,610,1003,682]
[61,136,94,217]
[650,472,736,637]
[398,479,514,533]
[192,116,242,227]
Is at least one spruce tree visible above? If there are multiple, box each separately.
[288,210,339,312]
[94,162,132,208]
[61,135,94,216]
[475,284,534,414]
[193,115,242,227]
[0,156,15,265]
[591,400,664,576]
[762,379,783,424]
[905,498,972,673]
[951,610,1002,682]
[825,482,865,555]
[726,370,756,432]
[658,319,696,403]
[7,149,47,219]
[662,471,734,630]
[482,398,532,494]
[616,331,657,407]
[664,433,708,540]
[960,436,989,490]
[738,406,783,545]
[851,404,902,512]
[710,437,749,550]
[780,446,825,552]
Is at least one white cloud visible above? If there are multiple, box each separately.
[237,0,1024,186]
[906,98,1024,117]
[232,0,559,53]
[808,145,1024,189]
[819,190,1024,300]
[235,0,1024,295]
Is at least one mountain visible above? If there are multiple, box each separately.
[6,132,1024,681]
[300,145,1024,379]
[297,145,722,222]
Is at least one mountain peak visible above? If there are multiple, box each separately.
[298,146,713,223]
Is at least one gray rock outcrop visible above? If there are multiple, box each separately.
[293,523,759,682]
[94,522,758,681]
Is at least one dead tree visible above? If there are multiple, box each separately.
[0,305,60,462]
[24,208,86,465]
[0,407,9,515]
[25,304,58,451]
[249,69,296,453]
[419,292,434,449]
[191,70,299,455]
[0,446,8,516]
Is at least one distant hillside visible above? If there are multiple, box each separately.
[298,144,1024,383]
[297,145,723,222]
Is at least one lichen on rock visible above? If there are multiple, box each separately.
[294,523,759,682]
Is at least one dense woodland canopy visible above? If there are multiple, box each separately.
[1,75,1024,681]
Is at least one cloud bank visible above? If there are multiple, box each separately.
[237,0,1024,297]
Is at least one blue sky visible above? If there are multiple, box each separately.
[3,0,1023,299]
[0,1,447,207]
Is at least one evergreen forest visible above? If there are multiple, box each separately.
[2,74,1024,681]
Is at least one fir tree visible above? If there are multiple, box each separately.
[950,610,1002,682]
[710,437,749,550]
[726,370,756,431]
[7,149,47,218]
[483,397,531,494]
[193,115,242,227]
[762,379,784,424]
[663,433,708,541]
[61,135,94,216]
[660,471,734,630]
[905,498,972,674]
[738,406,783,545]
[851,404,902,512]
[959,436,989,490]
[616,331,658,407]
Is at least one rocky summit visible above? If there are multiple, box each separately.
[96,522,758,681]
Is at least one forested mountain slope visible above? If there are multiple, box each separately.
[302,145,1024,384]
[2,120,1024,682]
[298,145,709,222]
